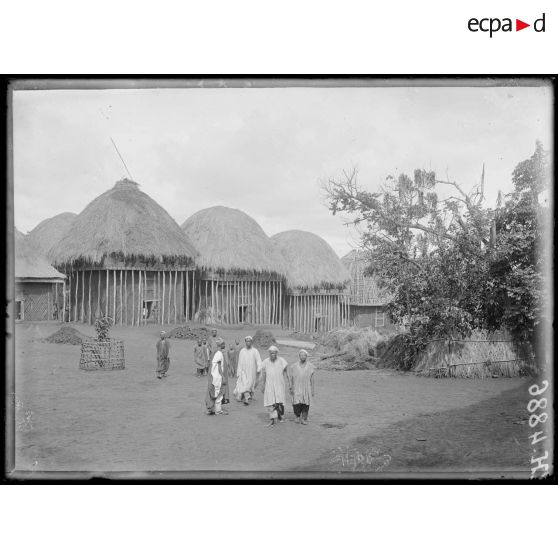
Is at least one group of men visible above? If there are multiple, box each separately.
[203,334,316,427]
[155,330,316,426]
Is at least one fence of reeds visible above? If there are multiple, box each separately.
[80,338,125,370]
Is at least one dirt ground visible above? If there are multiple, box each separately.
[11,322,533,478]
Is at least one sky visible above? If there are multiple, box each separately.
[12,83,552,256]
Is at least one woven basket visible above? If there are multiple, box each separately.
[80,338,125,370]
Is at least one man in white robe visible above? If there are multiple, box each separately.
[233,336,262,405]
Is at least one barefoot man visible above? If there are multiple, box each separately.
[233,335,262,405]
[156,331,170,379]
[258,346,288,426]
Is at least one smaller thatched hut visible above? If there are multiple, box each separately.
[271,230,351,333]
[14,228,65,321]
[341,250,393,329]
[182,206,286,325]
[27,212,77,259]
[50,179,198,326]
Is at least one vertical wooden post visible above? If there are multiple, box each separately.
[180,271,184,322]
[119,270,123,325]
[97,271,101,320]
[173,271,177,324]
[124,271,128,325]
[68,272,72,322]
[104,269,109,317]
[74,271,79,322]
[185,271,189,321]
[62,281,66,322]
[88,270,92,324]
[137,269,142,327]
[162,271,166,325]
[80,270,85,322]
[113,270,117,323]
[132,270,135,326]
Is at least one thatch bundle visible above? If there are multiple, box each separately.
[271,230,350,291]
[28,212,77,258]
[321,327,388,360]
[15,227,65,280]
[50,179,197,267]
[181,206,286,275]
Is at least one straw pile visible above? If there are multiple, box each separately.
[252,329,277,349]
[44,326,91,345]
[50,179,198,267]
[182,206,286,275]
[168,325,210,340]
[414,331,532,378]
[271,230,350,291]
[318,327,389,370]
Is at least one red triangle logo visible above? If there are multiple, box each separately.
[516,19,530,31]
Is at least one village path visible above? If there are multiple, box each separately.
[13,323,529,477]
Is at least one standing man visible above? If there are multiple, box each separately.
[233,335,262,405]
[208,328,219,361]
[156,331,170,379]
[205,338,228,415]
[257,346,288,427]
[193,338,206,377]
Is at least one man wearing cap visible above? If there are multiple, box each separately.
[233,336,262,405]
[155,331,170,379]
[257,346,288,426]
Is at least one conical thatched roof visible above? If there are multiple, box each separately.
[28,212,77,258]
[270,230,350,291]
[15,227,65,280]
[50,179,198,267]
[182,206,286,275]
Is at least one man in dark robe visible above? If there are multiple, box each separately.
[156,331,170,379]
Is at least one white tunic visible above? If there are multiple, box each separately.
[234,347,262,395]
[211,350,223,390]
[262,357,288,407]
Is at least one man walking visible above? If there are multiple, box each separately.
[233,335,262,405]
[257,346,288,426]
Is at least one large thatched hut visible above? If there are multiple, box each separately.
[50,179,198,326]
[182,206,286,325]
[341,249,393,328]
[270,230,351,333]
[15,228,65,321]
[27,212,77,258]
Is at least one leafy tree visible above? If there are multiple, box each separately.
[485,142,549,364]
[324,143,548,366]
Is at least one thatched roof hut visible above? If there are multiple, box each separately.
[181,206,285,275]
[51,178,197,268]
[181,206,286,325]
[15,227,65,281]
[270,230,350,291]
[51,179,198,327]
[28,212,77,258]
[270,230,350,333]
[14,227,64,321]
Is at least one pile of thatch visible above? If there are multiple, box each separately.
[318,327,389,370]
[376,334,415,370]
[252,329,276,349]
[414,331,532,378]
[270,230,350,291]
[50,179,198,267]
[28,212,77,258]
[182,206,286,275]
[44,326,91,345]
[167,325,210,340]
